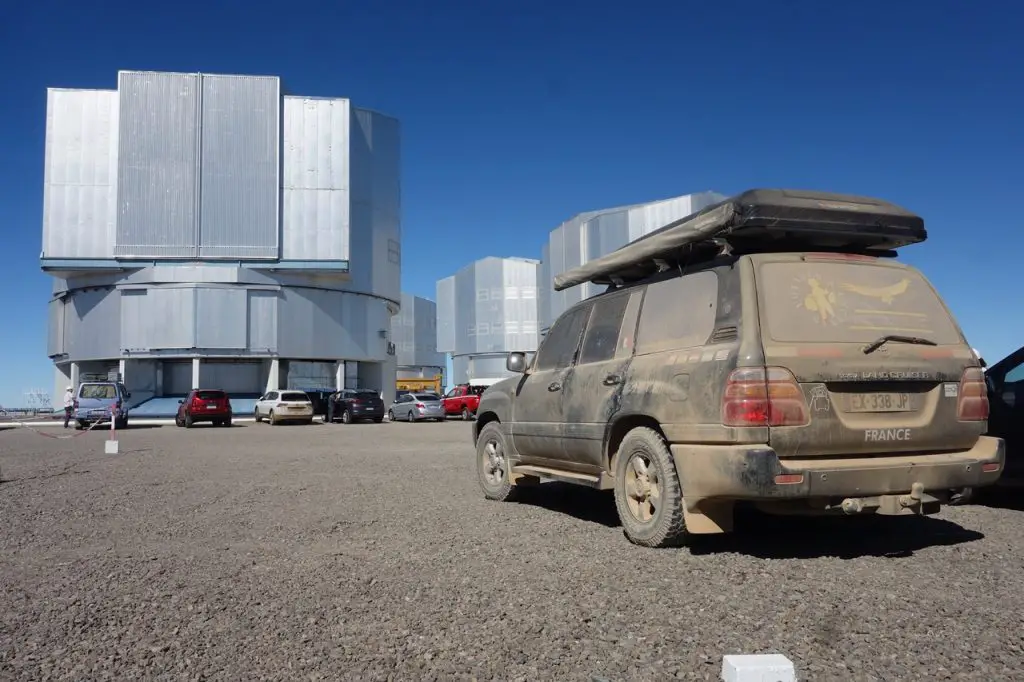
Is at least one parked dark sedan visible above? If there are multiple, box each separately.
[325,389,386,424]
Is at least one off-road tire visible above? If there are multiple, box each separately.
[461,407,473,421]
[476,422,516,501]
[613,427,689,548]
[341,410,352,425]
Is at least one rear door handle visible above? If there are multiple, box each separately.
[548,382,562,392]
[603,374,622,386]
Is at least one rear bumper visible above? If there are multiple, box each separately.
[186,411,232,421]
[672,435,1005,503]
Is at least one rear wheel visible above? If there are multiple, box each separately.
[407,410,415,423]
[184,413,194,429]
[373,417,384,424]
[613,427,689,548]
[476,422,515,501]
[461,407,473,421]
[269,410,277,425]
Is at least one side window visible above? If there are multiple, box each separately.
[579,293,632,365]
[267,391,278,401]
[635,271,719,355]
[1005,363,1024,384]
[534,305,589,371]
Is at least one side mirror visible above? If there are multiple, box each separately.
[506,351,528,374]
[126,392,132,399]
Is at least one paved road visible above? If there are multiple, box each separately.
[1,421,1023,680]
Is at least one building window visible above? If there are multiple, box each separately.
[388,239,401,265]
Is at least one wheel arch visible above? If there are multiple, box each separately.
[474,411,501,444]
[604,414,667,475]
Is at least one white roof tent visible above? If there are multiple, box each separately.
[552,188,927,292]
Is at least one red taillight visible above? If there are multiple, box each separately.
[956,367,988,421]
[722,366,810,427]
[416,402,425,409]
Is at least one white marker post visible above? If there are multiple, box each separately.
[104,403,119,455]
[721,654,796,682]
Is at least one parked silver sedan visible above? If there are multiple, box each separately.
[389,393,446,422]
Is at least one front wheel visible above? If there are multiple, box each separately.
[476,422,515,501]
[612,427,689,548]
[387,410,395,422]
[341,409,352,425]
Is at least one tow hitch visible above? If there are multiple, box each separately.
[832,482,940,517]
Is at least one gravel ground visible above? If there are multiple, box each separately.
[1,421,1023,681]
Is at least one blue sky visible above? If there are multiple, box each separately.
[1,1,1021,407]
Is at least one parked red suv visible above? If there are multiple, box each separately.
[175,389,233,428]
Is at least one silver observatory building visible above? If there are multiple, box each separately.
[436,257,540,386]
[41,70,402,408]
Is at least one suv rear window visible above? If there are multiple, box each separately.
[196,390,226,400]
[758,260,962,345]
[280,391,311,402]
[79,384,116,399]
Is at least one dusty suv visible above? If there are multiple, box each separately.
[472,189,1005,548]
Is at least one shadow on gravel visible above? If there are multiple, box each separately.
[512,483,621,528]
[691,513,984,560]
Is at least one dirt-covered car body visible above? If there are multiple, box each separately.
[473,188,1005,547]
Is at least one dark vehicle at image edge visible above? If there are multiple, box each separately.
[176,389,233,428]
[471,188,1005,548]
[325,389,386,424]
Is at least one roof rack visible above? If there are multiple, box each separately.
[551,188,926,291]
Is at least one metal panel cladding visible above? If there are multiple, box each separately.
[42,89,119,259]
[435,276,456,353]
[115,71,201,258]
[199,74,281,259]
[439,257,540,359]
[394,293,445,369]
[349,107,402,304]
[282,97,351,262]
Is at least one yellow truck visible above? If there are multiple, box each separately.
[396,375,443,395]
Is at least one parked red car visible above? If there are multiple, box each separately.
[441,379,501,420]
[175,389,233,428]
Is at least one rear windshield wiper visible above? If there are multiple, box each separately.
[862,334,938,354]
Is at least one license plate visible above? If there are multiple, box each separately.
[848,393,912,412]
[288,406,305,411]
[89,410,106,417]
[206,405,217,410]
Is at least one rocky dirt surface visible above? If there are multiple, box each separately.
[2,421,1023,681]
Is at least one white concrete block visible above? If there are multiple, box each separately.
[104,440,119,455]
[722,654,796,682]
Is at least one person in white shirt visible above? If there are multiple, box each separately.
[62,386,75,428]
